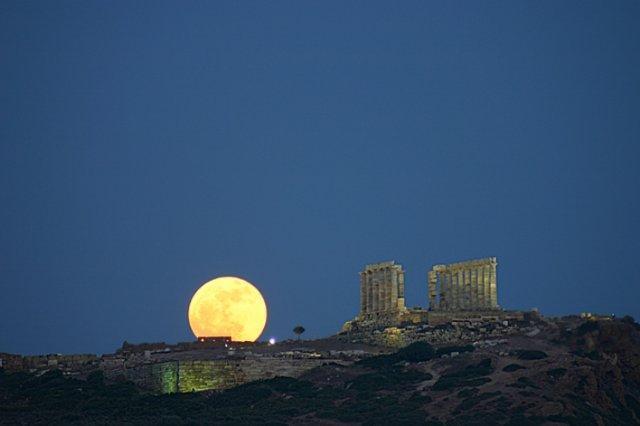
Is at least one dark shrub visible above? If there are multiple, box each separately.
[407,392,432,404]
[457,387,479,398]
[621,315,636,325]
[214,380,274,406]
[547,368,567,379]
[355,353,398,369]
[349,369,432,392]
[397,341,435,362]
[571,349,602,360]
[507,377,540,390]
[503,363,526,372]
[86,370,105,386]
[432,359,494,391]
[516,350,548,360]
[576,321,599,335]
[357,341,436,368]
[456,391,502,411]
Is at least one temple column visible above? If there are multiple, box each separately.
[428,270,437,310]
[444,271,449,310]
[398,270,405,310]
[434,272,447,309]
[377,270,383,312]
[447,272,453,311]
[455,270,460,310]
[489,260,498,308]
[455,270,462,310]
[378,276,381,312]
[360,272,367,314]
[463,269,469,309]
[439,273,446,310]
[440,270,455,311]
[372,275,379,312]
[463,269,470,310]
[452,271,459,310]
[367,272,373,314]
[456,269,462,310]
[461,270,468,310]
[382,268,389,312]
[454,270,460,310]
[443,272,450,310]
[391,268,399,311]
[382,270,388,311]
[386,268,392,311]
[478,267,483,308]
[480,265,489,309]
[448,272,454,311]
[471,267,478,310]
[363,273,368,313]
[378,272,384,311]
[478,267,485,308]
[470,269,475,309]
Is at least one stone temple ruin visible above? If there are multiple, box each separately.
[352,261,429,328]
[359,261,407,322]
[428,257,499,312]
[344,256,508,330]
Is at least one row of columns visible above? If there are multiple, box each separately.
[360,263,405,314]
[428,259,498,311]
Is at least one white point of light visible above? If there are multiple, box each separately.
[268,337,276,345]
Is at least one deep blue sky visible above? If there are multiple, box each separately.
[1,2,639,355]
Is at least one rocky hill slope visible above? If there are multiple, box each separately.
[1,317,640,425]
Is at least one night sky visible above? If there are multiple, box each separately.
[2,2,639,355]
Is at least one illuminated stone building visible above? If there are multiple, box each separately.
[341,261,428,330]
[358,261,407,321]
[427,257,499,311]
[343,256,505,330]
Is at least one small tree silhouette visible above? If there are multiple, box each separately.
[293,325,305,340]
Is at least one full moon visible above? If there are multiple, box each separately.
[188,276,267,342]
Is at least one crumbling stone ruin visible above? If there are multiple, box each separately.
[344,260,429,329]
[115,357,344,393]
[0,353,99,377]
[358,261,408,322]
[340,256,538,349]
[344,256,508,331]
[428,257,499,311]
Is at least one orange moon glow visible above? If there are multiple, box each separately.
[188,276,267,342]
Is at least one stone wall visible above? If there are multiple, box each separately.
[122,357,346,394]
[178,360,244,392]
[119,361,179,394]
[427,309,519,326]
[0,353,100,374]
[239,357,332,383]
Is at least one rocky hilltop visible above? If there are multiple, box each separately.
[2,316,640,424]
